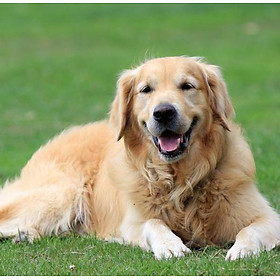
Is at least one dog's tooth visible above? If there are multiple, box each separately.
[177,138,181,147]
[180,135,184,143]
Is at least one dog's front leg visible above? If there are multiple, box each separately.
[143,219,191,259]
[226,214,280,261]
[118,217,191,260]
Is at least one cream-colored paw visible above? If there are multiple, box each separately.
[225,242,260,261]
[152,234,191,260]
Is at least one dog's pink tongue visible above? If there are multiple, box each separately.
[158,135,181,152]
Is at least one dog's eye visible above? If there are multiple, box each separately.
[181,83,195,90]
[140,85,152,94]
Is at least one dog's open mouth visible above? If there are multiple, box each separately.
[152,118,197,161]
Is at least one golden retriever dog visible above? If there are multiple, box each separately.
[0,56,279,261]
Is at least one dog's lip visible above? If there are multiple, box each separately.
[152,117,197,157]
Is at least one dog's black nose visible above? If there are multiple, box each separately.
[153,104,177,123]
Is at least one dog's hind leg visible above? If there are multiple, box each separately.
[0,174,92,242]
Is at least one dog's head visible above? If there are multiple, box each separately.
[110,56,234,163]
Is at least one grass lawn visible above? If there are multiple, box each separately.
[0,3,280,276]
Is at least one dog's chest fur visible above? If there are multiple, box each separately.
[130,165,238,248]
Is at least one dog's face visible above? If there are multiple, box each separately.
[110,57,234,163]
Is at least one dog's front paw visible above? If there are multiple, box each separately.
[143,219,191,260]
[225,225,280,261]
[225,241,260,261]
[152,234,191,260]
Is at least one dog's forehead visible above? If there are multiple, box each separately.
[136,57,202,83]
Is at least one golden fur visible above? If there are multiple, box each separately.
[0,56,279,260]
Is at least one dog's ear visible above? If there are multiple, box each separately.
[200,63,235,131]
[109,69,136,141]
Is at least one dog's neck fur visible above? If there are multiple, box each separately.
[123,122,228,211]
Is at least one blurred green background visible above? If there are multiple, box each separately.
[0,4,280,276]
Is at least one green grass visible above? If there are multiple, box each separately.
[0,3,280,276]
[1,236,280,276]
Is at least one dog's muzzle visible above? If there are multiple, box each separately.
[152,118,197,162]
[150,104,197,162]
